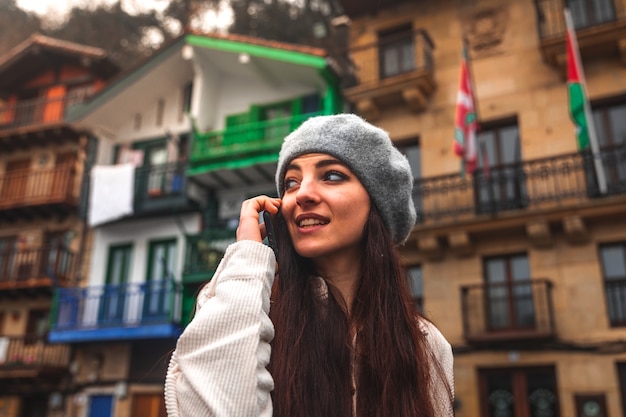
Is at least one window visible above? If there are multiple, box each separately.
[25,309,49,344]
[593,100,626,148]
[475,119,525,213]
[99,244,133,325]
[145,239,177,319]
[0,236,17,281]
[567,0,615,29]
[379,25,415,78]
[106,244,133,285]
[599,242,626,326]
[407,266,423,312]
[395,138,421,180]
[480,367,559,417]
[483,253,534,331]
[591,99,626,193]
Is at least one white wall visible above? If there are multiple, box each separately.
[88,213,202,286]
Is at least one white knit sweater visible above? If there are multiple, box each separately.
[165,240,454,417]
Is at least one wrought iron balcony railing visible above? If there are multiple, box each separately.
[0,335,70,369]
[0,244,75,288]
[52,279,182,331]
[461,279,556,343]
[191,111,326,171]
[0,165,77,211]
[0,95,86,131]
[414,147,626,225]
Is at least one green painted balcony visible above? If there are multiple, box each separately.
[188,111,325,187]
[181,228,236,323]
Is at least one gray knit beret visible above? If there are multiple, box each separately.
[275,114,416,245]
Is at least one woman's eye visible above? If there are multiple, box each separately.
[324,171,347,182]
[284,178,298,190]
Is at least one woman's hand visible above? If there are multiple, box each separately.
[237,195,281,243]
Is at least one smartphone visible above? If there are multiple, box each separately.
[262,210,279,258]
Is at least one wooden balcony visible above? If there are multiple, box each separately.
[461,279,556,345]
[0,95,84,150]
[343,29,436,121]
[0,165,77,219]
[0,244,75,291]
[0,335,70,391]
[535,0,626,69]
[49,279,183,343]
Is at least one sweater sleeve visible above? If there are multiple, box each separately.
[164,240,276,417]
[421,320,455,417]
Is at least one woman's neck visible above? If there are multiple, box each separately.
[313,251,361,312]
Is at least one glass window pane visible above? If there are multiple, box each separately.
[485,258,506,283]
[607,103,626,146]
[500,126,520,164]
[600,245,626,279]
[511,255,530,281]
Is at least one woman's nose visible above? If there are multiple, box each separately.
[295,176,320,206]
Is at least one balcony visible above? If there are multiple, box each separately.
[0,95,84,149]
[0,165,77,219]
[181,229,236,323]
[343,29,435,121]
[133,161,203,217]
[189,111,325,188]
[413,147,626,228]
[0,335,70,391]
[0,244,75,291]
[461,279,556,344]
[49,279,183,343]
[535,0,626,68]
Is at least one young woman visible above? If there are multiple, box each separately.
[165,114,454,417]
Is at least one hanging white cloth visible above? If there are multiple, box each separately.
[0,337,9,363]
[88,163,135,226]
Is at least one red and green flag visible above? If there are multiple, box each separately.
[453,46,478,174]
[566,14,590,150]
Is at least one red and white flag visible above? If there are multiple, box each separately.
[453,46,478,174]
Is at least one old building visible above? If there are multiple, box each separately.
[0,34,118,417]
[336,0,626,416]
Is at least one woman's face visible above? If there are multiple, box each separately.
[281,153,371,263]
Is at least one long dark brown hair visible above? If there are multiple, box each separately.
[269,206,452,417]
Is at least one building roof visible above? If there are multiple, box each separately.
[0,33,119,92]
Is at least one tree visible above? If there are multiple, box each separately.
[47,2,167,68]
[0,0,42,56]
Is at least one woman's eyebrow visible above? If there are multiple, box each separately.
[285,158,347,172]
[315,158,347,169]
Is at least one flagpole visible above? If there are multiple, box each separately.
[564,8,607,194]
